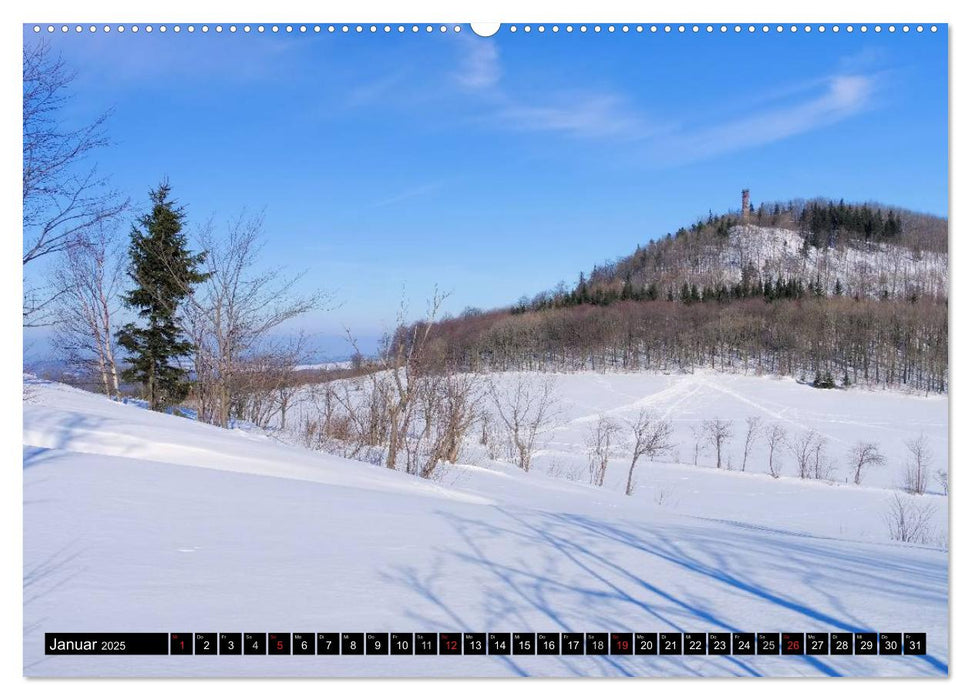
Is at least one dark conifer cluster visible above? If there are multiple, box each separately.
[116,182,209,411]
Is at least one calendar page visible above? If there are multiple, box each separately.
[21,15,949,680]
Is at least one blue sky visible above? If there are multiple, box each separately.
[23,25,948,357]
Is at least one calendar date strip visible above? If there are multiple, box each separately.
[46,632,927,656]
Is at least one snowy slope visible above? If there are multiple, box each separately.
[281,371,949,544]
[668,225,947,299]
[23,376,948,677]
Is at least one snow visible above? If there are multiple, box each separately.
[23,373,948,677]
[294,360,353,372]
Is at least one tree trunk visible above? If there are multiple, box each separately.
[625,457,637,495]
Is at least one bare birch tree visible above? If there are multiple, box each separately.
[740,416,762,472]
[702,418,733,469]
[790,429,824,479]
[847,441,885,485]
[903,434,931,495]
[625,410,673,495]
[51,223,123,397]
[810,433,832,481]
[488,374,558,472]
[690,424,706,466]
[766,423,786,478]
[586,414,621,487]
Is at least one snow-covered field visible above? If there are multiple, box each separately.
[23,373,948,677]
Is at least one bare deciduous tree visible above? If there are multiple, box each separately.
[406,371,482,478]
[903,433,932,495]
[936,468,948,496]
[811,433,832,480]
[230,335,309,430]
[702,418,733,469]
[488,374,558,472]
[885,492,936,543]
[789,429,824,479]
[51,223,123,397]
[185,213,323,428]
[372,290,448,470]
[625,410,673,496]
[586,415,621,487]
[689,424,706,466]
[479,414,502,461]
[766,423,786,478]
[847,441,885,485]
[329,288,457,474]
[740,416,762,472]
[23,41,127,325]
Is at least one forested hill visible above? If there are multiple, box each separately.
[521,198,947,312]
[420,198,948,393]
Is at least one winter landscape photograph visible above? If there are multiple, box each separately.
[21,21,948,678]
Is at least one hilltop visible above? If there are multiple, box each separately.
[420,198,948,393]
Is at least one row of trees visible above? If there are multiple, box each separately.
[798,200,903,245]
[517,272,837,313]
[585,414,943,497]
[609,412,948,497]
[422,296,948,393]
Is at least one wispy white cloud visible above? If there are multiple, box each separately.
[453,38,660,141]
[372,181,445,208]
[653,74,877,165]
[344,68,412,108]
[493,92,662,141]
[453,37,501,91]
[450,36,881,163]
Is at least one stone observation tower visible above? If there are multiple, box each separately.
[741,189,751,221]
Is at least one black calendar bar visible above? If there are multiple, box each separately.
[45,631,928,656]
[45,633,169,655]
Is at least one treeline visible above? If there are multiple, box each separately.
[421,295,948,393]
[518,272,836,313]
[798,200,902,246]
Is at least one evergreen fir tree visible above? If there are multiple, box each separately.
[680,281,692,304]
[116,182,209,411]
[576,272,589,304]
